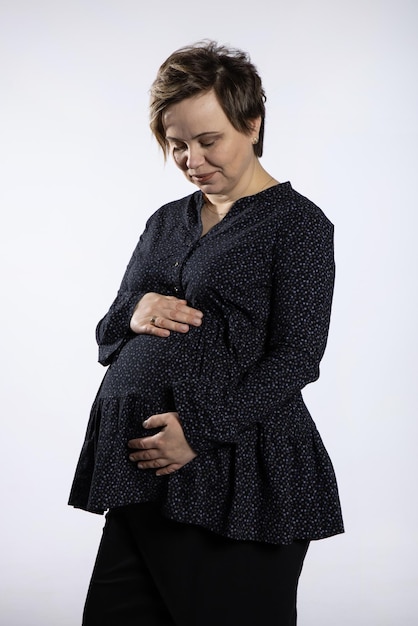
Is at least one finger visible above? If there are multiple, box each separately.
[143,414,170,429]
[151,316,190,334]
[157,300,203,326]
[155,463,182,477]
[145,317,171,336]
[128,448,160,462]
[130,318,170,336]
[128,435,160,450]
[170,302,204,326]
[164,296,188,306]
[137,458,167,470]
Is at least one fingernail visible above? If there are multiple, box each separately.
[142,419,148,427]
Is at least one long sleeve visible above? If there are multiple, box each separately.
[96,293,143,366]
[173,208,335,452]
[95,197,192,366]
[96,245,145,366]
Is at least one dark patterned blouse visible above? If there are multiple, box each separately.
[69,182,344,545]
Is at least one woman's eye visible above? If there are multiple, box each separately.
[200,141,215,148]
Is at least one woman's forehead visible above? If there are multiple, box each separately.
[163,90,228,137]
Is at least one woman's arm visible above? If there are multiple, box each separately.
[96,244,203,365]
[95,240,145,365]
[173,210,335,452]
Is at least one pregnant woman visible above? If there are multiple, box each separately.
[69,41,344,626]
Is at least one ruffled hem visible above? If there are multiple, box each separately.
[69,394,344,545]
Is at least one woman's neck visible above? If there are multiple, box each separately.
[203,167,278,216]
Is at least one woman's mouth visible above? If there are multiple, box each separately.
[191,172,216,184]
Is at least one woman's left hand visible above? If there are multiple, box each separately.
[128,412,197,476]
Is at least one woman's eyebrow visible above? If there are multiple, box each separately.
[166,131,221,141]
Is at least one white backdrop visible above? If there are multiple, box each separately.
[1,0,417,624]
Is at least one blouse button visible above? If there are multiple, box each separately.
[174,286,179,293]
[174,261,179,267]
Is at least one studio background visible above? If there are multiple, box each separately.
[1,0,417,624]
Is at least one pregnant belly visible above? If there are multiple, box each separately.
[99,331,190,401]
[93,322,241,444]
[98,317,241,416]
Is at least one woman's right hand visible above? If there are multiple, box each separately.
[130,292,203,337]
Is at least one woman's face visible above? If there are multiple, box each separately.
[163,89,260,200]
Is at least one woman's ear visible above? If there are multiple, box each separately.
[248,116,262,136]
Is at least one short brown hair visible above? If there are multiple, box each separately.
[149,41,266,158]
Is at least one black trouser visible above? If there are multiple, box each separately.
[82,503,309,626]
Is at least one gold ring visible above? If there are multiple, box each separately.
[150,316,157,325]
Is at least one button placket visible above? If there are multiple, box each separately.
[172,237,201,296]
[173,257,182,294]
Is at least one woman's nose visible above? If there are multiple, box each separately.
[186,145,205,170]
